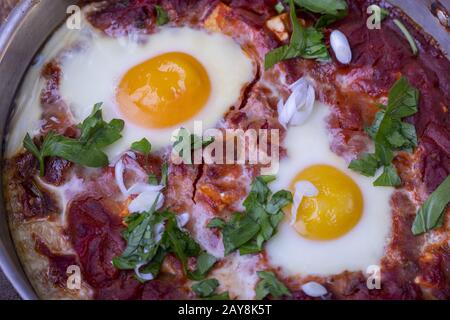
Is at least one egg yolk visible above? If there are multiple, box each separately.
[116,52,211,128]
[290,165,363,240]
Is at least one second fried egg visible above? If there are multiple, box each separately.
[266,102,393,276]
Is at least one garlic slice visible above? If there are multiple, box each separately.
[290,180,319,226]
[128,190,164,213]
[330,30,352,64]
[301,281,328,298]
[278,77,316,128]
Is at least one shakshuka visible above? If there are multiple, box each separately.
[3,0,449,300]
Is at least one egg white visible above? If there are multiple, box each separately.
[266,102,393,276]
[59,24,254,159]
[7,13,255,160]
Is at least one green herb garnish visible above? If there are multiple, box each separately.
[172,128,215,164]
[393,19,418,56]
[275,2,285,14]
[349,77,419,186]
[255,271,291,300]
[412,175,450,235]
[192,279,230,300]
[113,202,216,281]
[264,0,330,70]
[209,176,292,255]
[294,0,348,28]
[131,138,151,155]
[155,5,169,26]
[24,103,124,176]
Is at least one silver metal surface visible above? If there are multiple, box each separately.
[0,0,74,300]
[0,0,448,300]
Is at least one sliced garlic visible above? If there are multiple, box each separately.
[301,281,328,297]
[330,30,352,64]
[290,180,319,226]
[278,77,316,128]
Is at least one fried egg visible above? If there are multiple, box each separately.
[266,102,393,276]
[60,25,254,158]
[7,14,254,159]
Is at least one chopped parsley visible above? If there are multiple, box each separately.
[208,176,292,255]
[255,271,291,300]
[113,201,216,281]
[393,19,418,56]
[412,175,450,235]
[264,0,330,70]
[23,103,124,176]
[155,5,169,26]
[191,279,230,300]
[294,0,348,28]
[131,138,152,155]
[172,128,215,164]
[349,76,419,187]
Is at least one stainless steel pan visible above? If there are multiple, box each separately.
[0,0,448,300]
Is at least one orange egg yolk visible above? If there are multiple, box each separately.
[290,165,363,240]
[116,52,211,128]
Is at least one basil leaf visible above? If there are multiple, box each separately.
[192,279,220,298]
[266,190,293,214]
[160,162,168,187]
[148,173,158,185]
[188,252,217,281]
[207,218,226,229]
[264,0,305,70]
[373,164,401,187]
[23,103,124,176]
[255,271,291,300]
[218,176,292,256]
[131,138,151,155]
[293,0,347,16]
[348,153,379,177]
[172,128,215,163]
[275,2,285,13]
[203,292,230,300]
[155,5,169,26]
[412,175,450,235]
[23,133,44,175]
[302,27,331,61]
[365,111,385,139]
[114,203,211,282]
[386,76,419,119]
[223,215,260,255]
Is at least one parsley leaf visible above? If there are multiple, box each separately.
[217,176,292,255]
[255,271,291,300]
[172,128,215,164]
[155,5,169,26]
[113,205,216,281]
[264,0,330,69]
[293,0,348,28]
[293,0,347,16]
[348,77,419,187]
[348,153,379,177]
[131,138,151,155]
[188,252,217,281]
[373,164,401,187]
[192,279,219,298]
[275,2,285,13]
[207,217,226,229]
[412,175,450,235]
[148,173,158,185]
[160,162,169,187]
[385,76,419,119]
[23,103,124,176]
[192,279,230,300]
